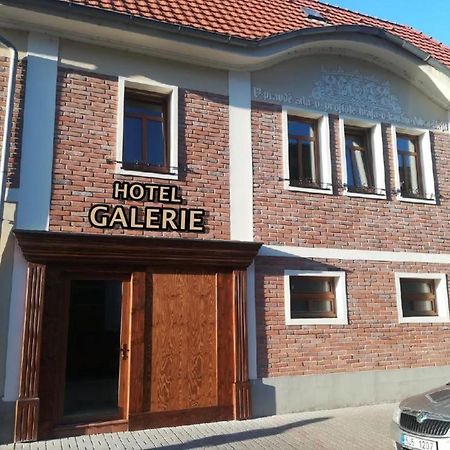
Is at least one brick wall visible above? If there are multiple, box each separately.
[256,256,450,378]
[49,68,230,239]
[0,56,26,188]
[252,101,450,252]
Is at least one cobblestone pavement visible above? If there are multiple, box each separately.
[1,403,396,450]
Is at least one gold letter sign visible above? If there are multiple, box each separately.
[88,182,206,232]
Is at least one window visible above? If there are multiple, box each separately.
[288,117,320,188]
[284,270,348,325]
[395,273,449,323]
[340,119,385,197]
[392,127,435,203]
[123,89,169,173]
[400,278,436,317]
[396,134,423,198]
[282,109,332,194]
[344,126,374,193]
[290,276,336,318]
[117,79,178,179]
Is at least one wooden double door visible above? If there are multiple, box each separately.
[37,267,237,439]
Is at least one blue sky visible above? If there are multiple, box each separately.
[328,0,450,46]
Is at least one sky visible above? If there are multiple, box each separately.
[327,0,450,47]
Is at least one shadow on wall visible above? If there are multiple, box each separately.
[142,416,331,449]
[255,257,347,379]
[0,227,17,444]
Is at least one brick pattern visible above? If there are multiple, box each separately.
[0,56,26,188]
[256,256,450,378]
[252,103,450,252]
[49,68,230,239]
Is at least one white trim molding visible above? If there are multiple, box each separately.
[391,125,436,205]
[282,106,332,195]
[3,243,27,400]
[339,117,386,199]
[284,270,348,325]
[260,244,450,264]
[394,272,449,324]
[17,32,59,230]
[229,70,253,241]
[116,77,179,180]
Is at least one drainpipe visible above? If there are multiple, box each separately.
[0,35,18,240]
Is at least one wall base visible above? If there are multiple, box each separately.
[0,400,15,444]
[251,365,450,417]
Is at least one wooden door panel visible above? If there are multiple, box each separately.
[38,267,70,438]
[118,280,131,417]
[149,272,217,412]
[217,272,234,407]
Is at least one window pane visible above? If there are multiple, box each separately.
[401,279,432,293]
[123,116,142,163]
[345,147,355,187]
[356,150,369,185]
[301,141,316,182]
[400,278,437,317]
[289,276,337,319]
[291,300,309,317]
[291,277,332,293]
[309,300,333,313]
[397,136,415,153]
[125,99,163,118]
[346,134,364,149]
[146,120,165,166]
[411,300,434,312]
[399,154,419,194]
[288,119,313,137]
[345,130,373,190]
[288,139,300,183]
[397,135,421,197]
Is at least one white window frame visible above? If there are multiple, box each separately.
[284,270,348,325]
[116,77,179,180]
[391,126,436,204]
[282,106,332,195]
[339,117,386,199]
[395,273,449,324]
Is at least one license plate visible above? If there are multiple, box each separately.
[401,433,437,450]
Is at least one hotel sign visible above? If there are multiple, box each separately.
[89,181,206,232]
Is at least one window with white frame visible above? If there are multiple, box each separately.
[339,118,385,197]
[395,273,449,323]
[284,270,348,325]
[117,78,178,179]
[282,108,332,193]
[392,127,435,203]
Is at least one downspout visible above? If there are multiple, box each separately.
[0,35,18,240]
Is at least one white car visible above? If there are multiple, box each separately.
[392,384,450,449]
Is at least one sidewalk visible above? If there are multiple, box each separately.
[1,403,396,450]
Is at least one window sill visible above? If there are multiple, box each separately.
[397,195,436,205]
[116,166,179,180]
[286,317,348,326]
[399,316,449,324]
[344,189,386,200]
[286,185,334,195]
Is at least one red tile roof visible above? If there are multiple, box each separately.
[57,0,450,68]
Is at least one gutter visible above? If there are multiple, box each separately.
[1,0,449,78]
[0,34,17,240]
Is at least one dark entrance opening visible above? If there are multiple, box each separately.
[63,280,123,420]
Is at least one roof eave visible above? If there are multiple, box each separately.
[1,0,449,76]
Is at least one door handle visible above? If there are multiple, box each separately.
[120,343,129,360]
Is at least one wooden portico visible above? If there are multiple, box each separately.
[13,230,261,442]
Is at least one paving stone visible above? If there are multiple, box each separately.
[0,403,397,450]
